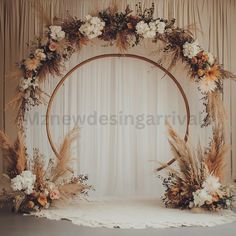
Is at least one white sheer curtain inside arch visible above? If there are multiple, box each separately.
[25,42,210,198]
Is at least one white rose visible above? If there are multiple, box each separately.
[193,189,213,207]
[35,49,46,61]
[206,52,215,65]
[183,41,201,59]
[49,25,65,41]
[156,21,166,34]
[79,16,105,39]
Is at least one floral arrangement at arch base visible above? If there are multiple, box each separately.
[0,128,91,213]
[158,123,235,211]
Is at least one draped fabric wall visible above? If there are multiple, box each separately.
[1,0,236,196]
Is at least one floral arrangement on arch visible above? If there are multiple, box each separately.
[0,128,90,213]
[1,3,235,213]
[8,3,234,128]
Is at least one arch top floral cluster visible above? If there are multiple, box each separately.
[13,3,233,127]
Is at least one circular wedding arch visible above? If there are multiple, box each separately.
[45,53,191,171]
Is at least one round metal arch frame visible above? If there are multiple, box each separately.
[46,53,190,171]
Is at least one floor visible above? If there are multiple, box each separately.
[1,207,236,236]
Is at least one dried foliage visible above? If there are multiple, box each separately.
[159,124,234,210]
[0,127,91,213]
[0,131,27,177]
[52,127,79,182]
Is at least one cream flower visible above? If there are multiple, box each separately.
[206,51,215,65]
[19,78,39,92]
[136,21,156,38]
[193,189,213,207]
[19,78,32,91]
[49,25,65,41]
[154,19,166,34]
[34,49,46,61]
[11,171,36,195]
[202,175,221,194]
[183,41,201,59]
[79,15,105,39]
[198,77,217,93]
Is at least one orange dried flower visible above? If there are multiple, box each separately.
[127,22,133,29]
[24,58,40,71]
[205,65,221,81]
[37,194,48,207]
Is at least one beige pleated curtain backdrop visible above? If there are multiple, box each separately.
[0,0,236,180]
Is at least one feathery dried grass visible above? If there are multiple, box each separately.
[34,162,45,190]
[0,131,26,177]
[207,91,226,133]
[52,127,79,182]
[14,133,27,174]
[167,124,202,186]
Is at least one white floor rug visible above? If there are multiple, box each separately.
[31,198,236,229]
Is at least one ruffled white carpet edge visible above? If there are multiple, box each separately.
[30,198,236,229]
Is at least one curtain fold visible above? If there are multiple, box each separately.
[1,0,236,193]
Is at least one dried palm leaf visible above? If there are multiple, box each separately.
[220,68,236,81]
[52,127,79,182]
[205,115,228,181]
[207,90,226,134]
[34,162,45,190]
[167,124,200,186]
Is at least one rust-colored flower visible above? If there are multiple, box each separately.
[205,65,221,81]
[201,53,209,62]
[212,194,219,202]
[127,22,134,29]
[49,41,59,51]
[37,194,48,207]
[191,57,198,64]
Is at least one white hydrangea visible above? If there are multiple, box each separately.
[198,78,217,93]
[136,20,166,39]
[202,175,221,194]
[136,21,155,38]
[155,20,166,34]
[79,15,105,39]
[19,78,39,92]
[193,188,213,207]
[11,171,36,195]
[49,25,65,41]
[183,41,201,59]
